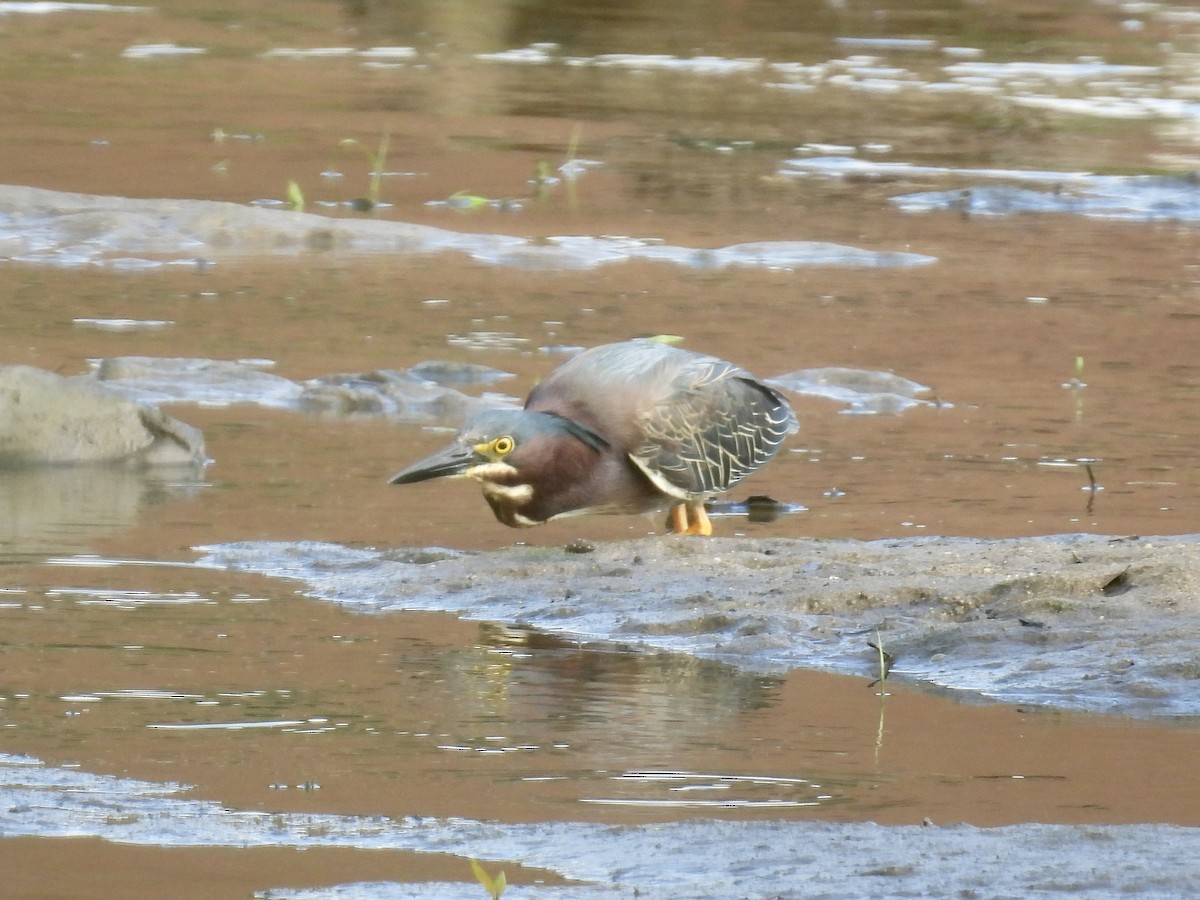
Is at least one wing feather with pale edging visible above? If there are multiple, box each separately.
[628,358,797,499]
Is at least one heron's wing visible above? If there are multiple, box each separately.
[629,359,797,498]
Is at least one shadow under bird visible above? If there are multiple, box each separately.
[389,339,798,535]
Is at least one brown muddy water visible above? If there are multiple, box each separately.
[3,1,1200,897]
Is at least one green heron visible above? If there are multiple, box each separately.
[389,339,797,535]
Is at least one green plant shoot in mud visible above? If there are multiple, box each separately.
[531,158,555,202]
[874,629,889,688]
[867,629,894,692]
[338,132,391,210]
[1064,355,1087,391]
[286,179,304,212]
[1067,355,1088,427]
[534,122,584,208]
[448,190,493,210]
[470,859,507,899]
[875,631,885,685]
[563,121,582,211]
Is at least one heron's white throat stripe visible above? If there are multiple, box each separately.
[468,462,537,521]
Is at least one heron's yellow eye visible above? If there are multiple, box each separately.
[491,436,515,455]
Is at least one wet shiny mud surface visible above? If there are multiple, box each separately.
[4,1,1200,897]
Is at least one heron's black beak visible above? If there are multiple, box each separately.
[388,442,476,484]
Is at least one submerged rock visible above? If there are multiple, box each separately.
[771,366,939,414]
[893,175,1200,221]
[0,183,938,271]
[94,356,304,407]
[89,355,513,424]
[0,364,205,467]
[408,359,515,386]
[300,369,511,420]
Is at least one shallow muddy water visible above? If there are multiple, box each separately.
[3,0,1200,897]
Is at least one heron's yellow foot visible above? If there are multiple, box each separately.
[668,502,713,536]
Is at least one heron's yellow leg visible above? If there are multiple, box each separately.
[668,501,712,536]
[683,501,713,536]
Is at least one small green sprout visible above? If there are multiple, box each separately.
[564,122,582,210]
[448,190,492,210]
[1064,355,1087,390]
[531,123,585,206]
[470,859,507,899]
[286,179,305,212]
[566,121,582,165]
[532,158,555,202]
[338,132,391,209]
[867,629,894,691]
[875,630,889,687]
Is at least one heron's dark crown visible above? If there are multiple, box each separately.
[459,408,608,456]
